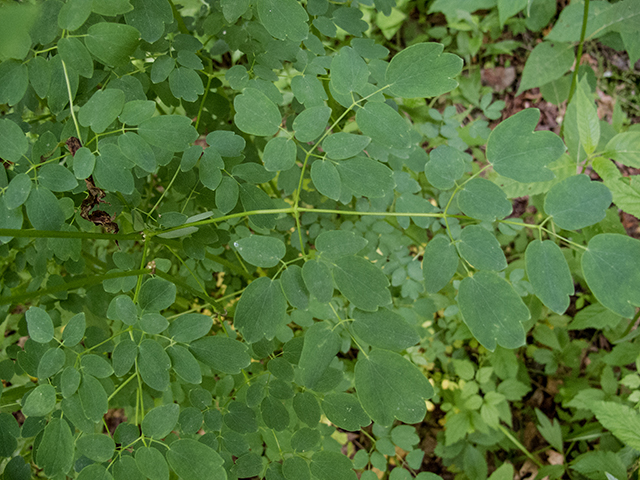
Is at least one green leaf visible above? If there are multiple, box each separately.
[234,235,286,268]
[322,393,371,431]
[189,336,251,374]
[107,294,138,325]
[125,0,173,43]
[119,100,156,126]
[58,0,92,31]
[604,132,640,168]
[62,394,95,433]
[234,88,281,137]
[36,418,74,477]
[5,173,32,209]
[139,277,176,312]
[0,59,28,105]
[26,307,54,343]
[323,133,371,160]
[85,22,140,66]
[330,46,369,95]
[76,433,115,462]
[207,130,246,157]
[424,145,468,190]
[386,42,463,98]
[216,176,239,214]
[138,115,198,152]
[257,0,309,42]
[292,74,327,107]
[497,0,527,26]
[310,451,357,480]
[112,339,137,377]
[136,446,170,480]
[0,196,23,243]
[336,157,395,199]
[138,339,171,391]
[293,392,321,426]
[168,313,212,343]
[73,147,96,179]
[239,183,277,229]
[575,79,600,155]
[150,55,174,84]
[517,42,574,94]
[166,439,225,480]
[261,395,290,431]
[588,401,640,451]
[525,240,574,314]
[94,144,135,195]
[423,235,459,294]
[81,354,114,378]
[168,345,202,384]
[352,308,420,351]
[141,403,179,438]
[316,230,368,259]
[26,186,65,231]
[28,55,51,99]
[294,106,332,142]
[299,322,340,389]
[331,255,391,311]
[582,234,640,318]
[284,456,312,479]
[169,67,204,102]
[545,174,612,230]
[92,0,133,16]
[38,347,65,379]
[458,178,512,222]
[200,148,223,191]
[302,259,334,303]
[458,226,507,271]
[235,277,287,343]
[487,108,566,182]
[118,133,156,172]
[0,119,28,162]
[22,384,56,417]
[221,0,249,22]
[593,157,640,218]
[77,464,113,480]
[280,265,310,310]
[311,160,341,201]
[535,408,563,452]
[58,37,93,78]
[39,164,78,192]
[79,374,108,422]
[355,102,412,150]
[355,349,434,427]
[458,271,530,351]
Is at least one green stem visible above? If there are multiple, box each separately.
[498,424,543,468]
[195,71,213,132]
[0,228,141,241]
[567,0,590,105]
[0,269,150,306]
[61,59,82,141]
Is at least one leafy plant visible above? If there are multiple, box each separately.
[1,1,640,479]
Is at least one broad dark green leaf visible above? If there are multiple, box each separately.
[263,137,296,172]
[61,367,81,398]
[525,240,574,314]
[316,230,368,259]
[216,176,239,214]
[336,157,395,199]
[139,277,176,312]
[330,46,369,95]
[311,160,341,201]
[77,464,113,480]
[73,147,95,179]
[125,0,173,43]
[352,308,420,351]
[395,193,436,229]
[239,183,278,229]
[293,391,321,426]
[81,354,114,378]
[119,100,156,126]
[310,451,357,480]
[136,446,170,480]
[5,173,32,209]
[386,42,462,98]
[166,439,225,480]
[234,235,286,268]
[604,132,640,168]
[0,119,28,162]
[458,271,530,351]
[92,0,133,16]
[94,144,135,195]
[294,106,331,142]
[112,339,137,376]
[107,294,138,325]
[141,403,179,438]
[58,0,92,31]
[28,55,51,98]
[545,174,612,230]
[291,74,327,107]
[169,67,204,102]
[487,109,566,182]
[85,22,140,66]
[302,259,334,303]
[588,401,640,452]
[63,396,97,434]
[235,277,287,342]
[38,347,65,379]
[517,42,574,94]
[36,418,74,477]
[113,456,144,480]
[76,433,115,462]
[234,88,281,137]
[168,345,202,384]
[189,336,251,374]
[458,178,512,222]
[0,196,23,243]
[284,456,312,479]
[355,102,412,150]
[257,0,309,42]
[322,393,371,431]
[118,132,156,172]
[0,413,19,457]
[575,79,600,155]
[459,225,507,271]
[58,37,93,78]
[79,373,108,422]
[331,255,391,311]
[26,186,65,231]
[138,115,198,152]
[299,322,340,389]
[261,395,290,431]
[168,314,212,343]
[423,235,459,294]
[355,349,434,427]
[138,339,170,391]
[280,265,310,310]
[22,384,56,417]
[582,234,640,318]
[0,60,28,105]
[323,133,371,160]
[39,164,78,192]
[26,307,54,343]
